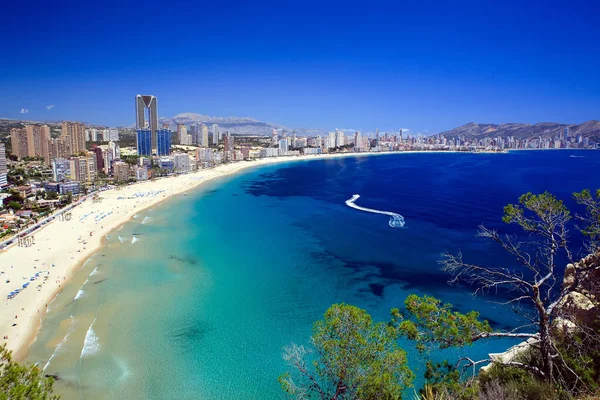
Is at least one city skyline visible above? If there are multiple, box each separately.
[1,1,598,133]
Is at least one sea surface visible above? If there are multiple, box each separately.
[26,150,600,399]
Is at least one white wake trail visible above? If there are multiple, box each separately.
[345,194,405,228]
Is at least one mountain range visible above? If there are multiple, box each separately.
[438,120,600,142]
[154,113,326,137]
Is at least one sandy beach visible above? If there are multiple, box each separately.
[0,151,397,360]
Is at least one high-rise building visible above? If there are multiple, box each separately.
[108,128,119,141]
[278,138,288,155]
[174,153,191,173]
[223,132,233,161]
[52,158,71,182]
[48,137,71,160]
[136,129,152,156]
[335,130,345,147]
[201,124,209,147]
[113,161,130,182]
[157,128,172,156]
[354,132,362,150]
[0,143,7,187]
[10,128,29,159]
[177,124,188,145]
[61,121,86,155]
[92,146,105,172]
[135,95,158,148]
[10,125,51,163]
[327,132,336,149]
[26,125,51,163]
[69,154,97,183]
[272,129,278,146]
[212,124,219,145]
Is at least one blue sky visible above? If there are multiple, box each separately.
[1,0,598,133]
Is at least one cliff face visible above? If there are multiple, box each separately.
[559,251,600,329]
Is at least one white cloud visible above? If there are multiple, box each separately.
[46,105,55,110]
[20,108,28,114]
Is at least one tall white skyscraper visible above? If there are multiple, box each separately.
[335,130,345,147]
[0,143,7,186]
[212,124,219,145]
[354,132,362,150]
[201,124,209,147]
[327,132,336,149]
[177,124,188,145]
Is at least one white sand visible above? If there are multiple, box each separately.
[0,151,395,360]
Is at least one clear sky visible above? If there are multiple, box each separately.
[1,0,598,133]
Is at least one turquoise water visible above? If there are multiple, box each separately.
[26,151,600,399]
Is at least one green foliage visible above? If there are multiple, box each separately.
[280,303,414,399]
[399,295,492,352]
[121,155,140,166]
[0,345,59,400]
[478,363,569,400]
[553,331,600,394]
[419,361,477,400]
[573,188,600,249]
[6,201,22,211]
[502,191,570,231]
[45,191,58,200]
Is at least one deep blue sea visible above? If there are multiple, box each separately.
[26,150,600,399]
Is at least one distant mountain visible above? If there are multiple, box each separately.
[155,113,284,136]
[438,120,600,142]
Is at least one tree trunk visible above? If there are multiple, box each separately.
[537,303,553,379]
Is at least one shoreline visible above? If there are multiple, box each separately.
[5,147,584,361]
[0,150,409,361]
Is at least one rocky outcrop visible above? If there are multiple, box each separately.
[559,251,600,329]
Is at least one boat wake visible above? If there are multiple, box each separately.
[345,194,405,228]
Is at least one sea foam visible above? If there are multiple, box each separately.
[43,316,74,371]
[80,318,100,358]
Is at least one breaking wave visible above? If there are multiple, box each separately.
[43,316,74,371]
[80,318,100,358]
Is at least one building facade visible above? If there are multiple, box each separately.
[69,155,97,183]
[0,143,7,187]
[136,129,152,156]
[135,94,158,149]
[62,121,86,155]
[157,128,172,156]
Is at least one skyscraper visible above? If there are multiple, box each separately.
[10,125,51,163]
[201,124,209,147]
[354,132,362,150]
[61,121,86,154]
[223,132,233,161]
[26,124,51,164]
[135,95,158,148]
[10,128,29,159]
[157,128,172,156]
[0,143,7,187]
[177,124,188,145]
[136,129,152,156]
[212,124,219,145]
